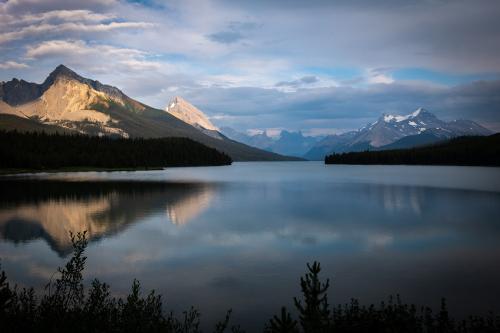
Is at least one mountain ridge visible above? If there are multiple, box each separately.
[304,108,492,160]
[0,65,299,161]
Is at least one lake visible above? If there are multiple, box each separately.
[1,162,500,331]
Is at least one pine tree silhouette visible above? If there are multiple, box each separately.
[293,261,330,333]
[265,306,298,333]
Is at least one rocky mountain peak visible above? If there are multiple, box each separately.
[165,96,219,131]
[42,64,85,87]
[51,64,78,77]
[381,107,434,123]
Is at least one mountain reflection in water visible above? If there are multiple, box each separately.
[0,179,215,256]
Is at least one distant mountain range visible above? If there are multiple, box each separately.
[304,108,492,160]
[0,65,297,161]
[221,127,323,157]
[222,108,491,160]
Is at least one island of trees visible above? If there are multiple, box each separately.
[1,232,499,332]
[0,130,232,172]
[325,134,500,166]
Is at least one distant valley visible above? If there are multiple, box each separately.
[221,127,323,158]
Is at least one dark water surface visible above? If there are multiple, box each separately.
[1,162,500,330]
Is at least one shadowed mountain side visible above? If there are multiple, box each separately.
[0,179,217,256]
[0,114,75,134]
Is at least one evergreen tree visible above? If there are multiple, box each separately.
[293,262,330,333]
[265,307,298,333]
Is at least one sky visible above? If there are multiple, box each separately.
[1,0,499,136]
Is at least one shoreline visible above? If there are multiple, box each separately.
[0,166,165,175]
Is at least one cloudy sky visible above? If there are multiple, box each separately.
[1,0,499,135]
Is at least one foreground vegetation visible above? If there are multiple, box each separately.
[1,233,499,333]
[325,134,500,166]
[0,130,232,172]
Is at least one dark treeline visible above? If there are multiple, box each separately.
[1,232,499,333]
[325,134,500,166]
[0,130,232,171]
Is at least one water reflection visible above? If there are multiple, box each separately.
[1,164,500,331]
[0,179,216,255]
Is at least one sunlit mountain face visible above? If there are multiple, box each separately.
[0,179,216,256]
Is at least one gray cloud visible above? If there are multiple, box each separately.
[174,80,500,134]
[275,75,319,87]
[207,20,259,44]
[207,30,244,44]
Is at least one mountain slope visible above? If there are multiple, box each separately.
[305,108,492,160]
[0,65,297,161]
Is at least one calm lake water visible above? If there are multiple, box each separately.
[1,162,500,330]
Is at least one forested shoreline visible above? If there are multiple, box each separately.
[0,130,232,171]
[325,134,500,166]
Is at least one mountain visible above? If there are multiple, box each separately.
[305,108,492,160]
[221,127,320,157]
[165,96,218,131]
[165,96,224,140]
[0,65,297,161]
[272,131,320,156]
[221,127,274,150]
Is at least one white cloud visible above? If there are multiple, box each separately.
[366,68,395,85]
[0,0,117,15]
[0,21,154,44]
[20,10,116,24]
[0,61,29,69]
[25,39,162,74]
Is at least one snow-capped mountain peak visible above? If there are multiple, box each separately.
[383,107,428,123]
[304,108,492,159]
[165,96,219,131]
